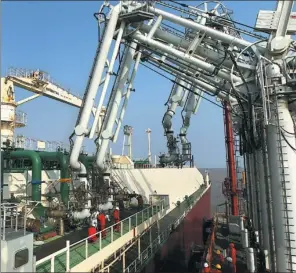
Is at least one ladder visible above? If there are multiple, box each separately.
[274,96,295,272]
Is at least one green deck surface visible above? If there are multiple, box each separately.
[36,205,162,273]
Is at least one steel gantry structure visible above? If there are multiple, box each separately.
[68,1,296,272]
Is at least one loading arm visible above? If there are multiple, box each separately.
[159,78,188,165]
[180,87,203,162]
[96,42,140,174]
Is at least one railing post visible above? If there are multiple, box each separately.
[66,240,70,271]
[111,226,114,242]
[100,232,102,249]
[129,217,131,231]
[50,256,55,272]
[121,221,123,236]
[142,210,144,222]
[136,212,138,226]
[85,238,88,258]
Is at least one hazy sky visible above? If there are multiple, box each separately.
[1,1,284,168]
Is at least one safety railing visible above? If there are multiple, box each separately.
[1,203,27,240]
[36,199,168,273]
[125,185,209,273]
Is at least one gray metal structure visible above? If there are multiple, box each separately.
[68,1,296,271]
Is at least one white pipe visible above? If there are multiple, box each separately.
[276,98,296,269]
[79,163,91,208]
[72,209,91,220]
[136,23,236,69]
[70,5,120,170]
[98,201,113,211]
[113,52,142,143]
[179,88,202,157]
[180,84,190,107]
[133,32,241,83]
[96,42,137,171]
[163,78,185,130]
[147,15,162,39]
[148,6,254,50]
[257,150,271,258]
[147,56,237,103]
[89,21,126,139]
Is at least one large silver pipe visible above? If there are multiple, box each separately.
[113,51,142,143]
[96,41,137,171]
[148,6,256,50]
[147,56,236,102]
[132,32,241,83]
[70,4,120,170]
[89,20,126,139]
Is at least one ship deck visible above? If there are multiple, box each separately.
[208,214,247,273]
[36,205,162,272]
[34,207,141,261]
[36,184,208,273]
[108,184,208,273]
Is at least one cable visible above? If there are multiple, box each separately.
[157,0,268,40]
[139,61,227,110]
[280,130,296,153]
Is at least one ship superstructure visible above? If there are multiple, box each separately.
[1,0,296,273]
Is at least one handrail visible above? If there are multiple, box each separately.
[36,198,168,272]
[124,186,209,273]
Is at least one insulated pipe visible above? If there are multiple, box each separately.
[96,41,137,171]
[133,32,241,83]
[135,23,237,69]
[223,101,238,216]
[147,57,236,103]
[245,154,253,220]
[179,89,201,156]
[154,53,233,94]
[38,152,69,205]
[266,123,286,272]
[78,162,91,208]
[10,150,42,201]
[257,150,271,263]
[252,152,262,236]
[269,98,296,270]
[249,153,259,230]
[70,4,120,171]
[163,78,185,130]
[89,20,126,139]
[148,6,254,50]
[113,51,142,143]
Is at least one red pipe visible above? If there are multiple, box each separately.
[223,101,239,216]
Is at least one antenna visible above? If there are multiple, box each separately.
[146,128,152,164]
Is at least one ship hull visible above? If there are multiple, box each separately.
[142,186,211,272]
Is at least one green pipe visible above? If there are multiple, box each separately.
[10,150,42,201]
[37,152,70,205]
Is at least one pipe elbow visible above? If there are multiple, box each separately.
[96,155,105,171]
[70,153,81,170]
[163,115,172,130]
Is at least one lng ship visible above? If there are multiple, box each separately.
[2,0,296,273]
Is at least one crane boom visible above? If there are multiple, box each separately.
[4,67,106,115]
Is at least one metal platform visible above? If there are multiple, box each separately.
[36,201,168,272]
[204,214,248,273]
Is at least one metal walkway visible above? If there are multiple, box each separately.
[36,201,168,272]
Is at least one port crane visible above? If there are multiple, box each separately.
[1,67,106,147]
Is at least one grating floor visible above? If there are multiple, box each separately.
[36,206,161,272]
